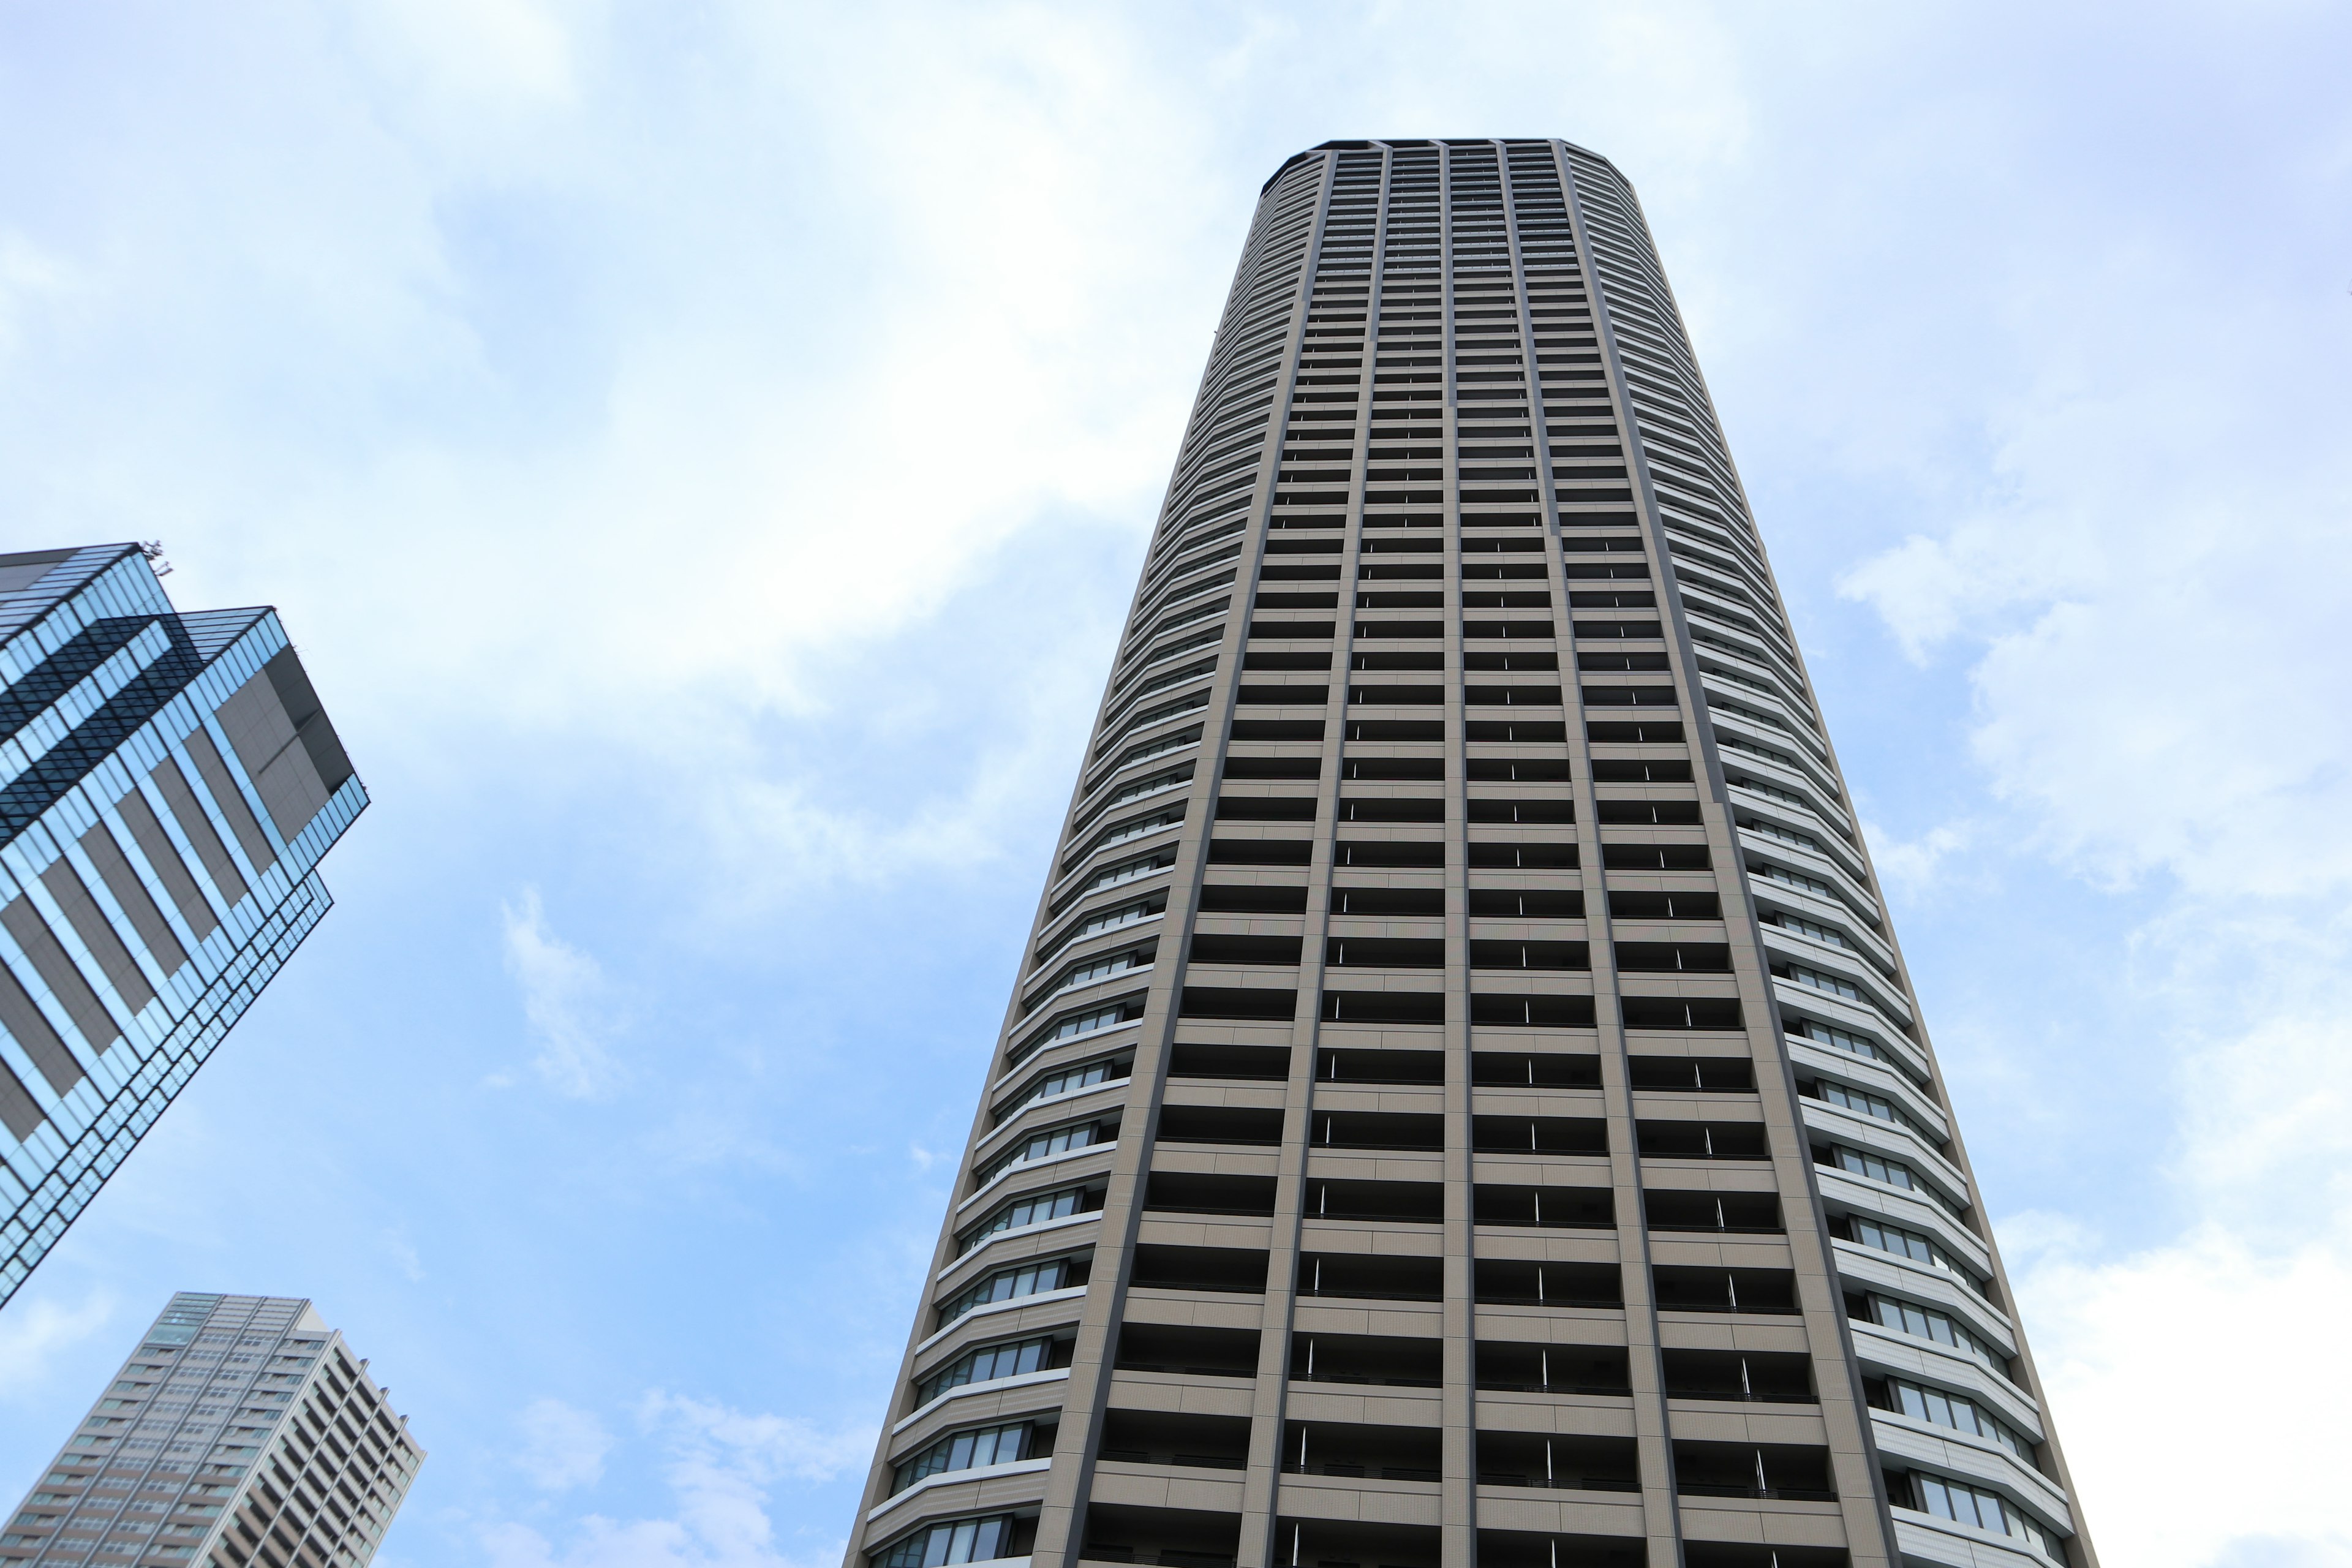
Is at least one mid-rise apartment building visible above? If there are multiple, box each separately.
[844,138,2094,1568]
[0,546,364,1306]
[1,1292,423,1567]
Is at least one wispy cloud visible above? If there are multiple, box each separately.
[6,2,2351,1562]
[516,1397,614,1491]
[1826,132,2352,1560]
[1856,815,1978,899]
[500,888,625,1098]
[381,1226,427,1284]
[483,1392,870,1568]
[0,1289,115,1389]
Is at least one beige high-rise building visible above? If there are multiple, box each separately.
[843,138,2093,1568]
[1,1293,423,1567]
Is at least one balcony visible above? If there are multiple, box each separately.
[1651,1265,1798,1316]
[1298,1252,1441,1303]
[1476,1431,1640,1493]
[1290,1330,1441,1388]
[1473,1340,1630,1395]
[1662,1348,1815,1404]
[1079,1504,1240,1568]
[1672,1439,1836,1502]
[1098,1409,1250,1472]
[1114,1324,1259,1380]
[1281,1418,1440,1483]
[1472,1259,1621,1309]
[1474,1183,1614,1229]
[1644,1190,1781,1235]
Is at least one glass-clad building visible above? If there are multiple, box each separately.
[843,140,2094,1568]
[0,545,365,1307]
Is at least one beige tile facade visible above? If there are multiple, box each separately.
[1,1292,422,1568]
[844,139,2094,1568]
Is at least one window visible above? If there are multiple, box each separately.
[1821,1142,1923,1195]
[876,1514,1022,1568]
[1079,846,1176,896]
[974,1120,1112,1188]
[1773,960,1860,1001]
[1860,1294,1992,1364]
[1098,765,1193,812]
[959,1184,1103,1254]
[1727,772,1809,809]
[1120,628,1223,684]
[1009,998,1142,1066]
[915,1335,1062,1406]
[1764,911,1847,950]
[1073,805,1184,862]
[1787,1017,1902,1072]
[1874,1376,2034,1463]
[938,1257,1080,1327]
[1749,859,1836,899]
[892,1422,1040,1493]
[1812,1078,1941,1147]
[1114,657,1216,714]
[1904,1472,2058,1558]
[1090,726,1200,791]
[1028,945,1153,1011]
[998,1056,1129,1121]
[1035,894,1164,968]
[1844,1215,1982,1293]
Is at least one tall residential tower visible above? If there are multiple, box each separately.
[0,1292,424,1566]
[845,139,2092,1568]
[0,546,364,1307]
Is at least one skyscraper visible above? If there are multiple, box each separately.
[845,138,2093,1568]
[0,1291,424,1567]
[0,545,364,1308]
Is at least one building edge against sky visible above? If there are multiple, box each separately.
[842,139,2095,1568]
[0,545,365,1308]
[0,1291,424,1566]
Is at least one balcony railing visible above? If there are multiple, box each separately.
[1097,1449,1245,1471]
[1476,1472,1640,1493]
[1283,1461,1441,1483]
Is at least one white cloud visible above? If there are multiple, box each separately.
[501,888,625,1098]
[0,233,78,358]
[4,2,2349,1559]
[1973,905,2352,1566]
[483,1391,869,1568]
[1823,139,2352,1568]
[382,1227,427,1283]
[1835,521,2097,664]
[1833,213,2352,902]
[2014,1218,2352,1568]
[1856,815,1978,899]
[353,0,582,118]
[516,1397,615,1491]
[0,1289,114,1389]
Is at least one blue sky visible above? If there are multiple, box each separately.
[1,2,2349,1564]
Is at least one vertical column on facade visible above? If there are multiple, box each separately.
[1235,140,1394,1568]
[1499,137,1686,1568]
[1429,135,1476,1568]
[1559,144,1898,1568]
[1293,138,1455,1568]
[1233,142,1342,1567]
[1031,152,1337,1568]
[1571,146,2091,1568]
[847,153,1324,1568]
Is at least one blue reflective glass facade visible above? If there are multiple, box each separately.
[0,545,366,1306]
